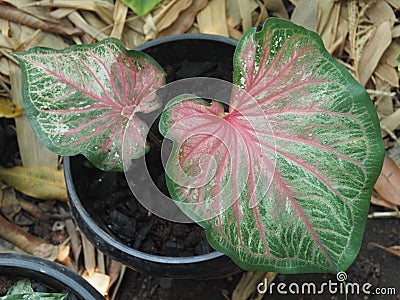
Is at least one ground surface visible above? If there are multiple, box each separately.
[116,211,400,299]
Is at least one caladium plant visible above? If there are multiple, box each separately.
[13,18,384,274]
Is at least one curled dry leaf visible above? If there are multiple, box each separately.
[0,166,67,202]
[157,0,208,38]
[374,154,400,206]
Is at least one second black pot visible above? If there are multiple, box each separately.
[0,253,104,299]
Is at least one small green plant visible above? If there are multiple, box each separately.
[0,279,67,300]
[13,19,385,274]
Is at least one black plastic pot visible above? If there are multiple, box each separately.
[65,34,242,279]
[0,253,104,299]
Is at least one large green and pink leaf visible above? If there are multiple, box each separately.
[13,38,165,171]
[160,19,384,273]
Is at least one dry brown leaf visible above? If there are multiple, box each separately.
[122,28,146,49]
[266,0,289,19]
[374,62,399,88]
[157,0,208,38]
[392,25,400,38]
[374,154,400,206]
[375,78,394,116]
[317,0,335,32]
[232,271,268,300]
[110,0,128,39]
[0,34,12,50]
[319,1,341,51]
[371,192,398,211]
[366,1,396,27]
[68,11,109,41]
[0,213,59,259]
[26,0,114,24]
[381,109,400,134]
[97,250,105,273]
[125,13,145,34]
[0,98,23,118]
[0,58,10,77]
[381,41,400,68]
[9,60,59,168]
[65,218,82,263]
[81,233,96,276]
[237,0,253,31]
[2,0,61,22]
[0,166,68,201]
[197,0,229,36]
[49,8,76,19]
[83,272,111,296]
[290,0,318,31]
[144,0,192,39]
[348,0,375,75]
[386,0,400,9]
[226,0,242,27]
[0,4,84,36]
[81,11,112,36]
[33,242,65,262]
[358,21,392,86]
[108,260,123,288]
[109,262,125,300]
[0,188,21,221]
[228,25,243,40]
[370,242,400,258]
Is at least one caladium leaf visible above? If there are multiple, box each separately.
[121,0,163,17]
[13,38,165,171]
[160,19,384,273]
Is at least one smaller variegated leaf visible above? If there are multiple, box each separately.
[13,38,165,171]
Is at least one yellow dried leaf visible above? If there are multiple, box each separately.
[0,98,23,118]
[0,166,67,201]
[197,0,228,36]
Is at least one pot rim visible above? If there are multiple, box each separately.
[0,253,104,300]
